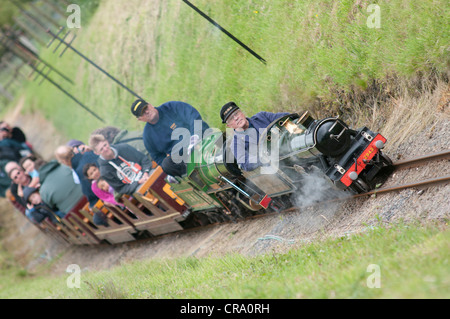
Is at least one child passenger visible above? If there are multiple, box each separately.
[82,163,123,208]
[23,186,65,225]
[19,155,43,188]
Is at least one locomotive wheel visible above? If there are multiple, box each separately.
[381,152,393,166]
[381,152,395,173]
[351,178,370,194]
[371,151,395,188]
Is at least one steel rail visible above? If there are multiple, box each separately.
[393,150,450,170]
[352,174,450,199]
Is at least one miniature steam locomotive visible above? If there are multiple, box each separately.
[171,111,393,216]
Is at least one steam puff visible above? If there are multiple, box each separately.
[293,168,351,208]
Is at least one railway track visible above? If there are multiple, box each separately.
[59,150,450,245]
[392,150,450,170]
[73,149,448,248]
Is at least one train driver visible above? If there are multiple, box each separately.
[220,102,289,171]
[130,99,209,179]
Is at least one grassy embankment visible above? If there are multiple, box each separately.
[0,222,449,298]
[0,0,448,299]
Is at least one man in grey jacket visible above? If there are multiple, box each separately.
[89,134,153,195]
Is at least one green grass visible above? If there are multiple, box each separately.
[1,222,449,298]
[6,0,447,142]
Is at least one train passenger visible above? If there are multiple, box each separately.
[0,121,27,144]
[0,123,34,198]
[82,162,124,208]
[97,177,126,208]
[55,144,99,208]
[0,164,11,198]
[4,161,21,177]
[22,186,65,225]
[79,162,111,226]
[0,159,15,198]
[91,126,152,161]
[66,139,91,155]
[7,164,33,210]
[220,102,289,171]
[90,126,120,144]
[0,129,32,163]
[19,155,43,189]
[38,160,84,216]
[89,134,153,195]
[130,99,209,178]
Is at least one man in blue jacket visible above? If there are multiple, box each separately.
[131,99,209,177]
[220,101,289,172]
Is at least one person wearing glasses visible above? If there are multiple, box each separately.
[7,165,32,210]
[220,102,289,171]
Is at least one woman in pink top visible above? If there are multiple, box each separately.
[83,163,123,207]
